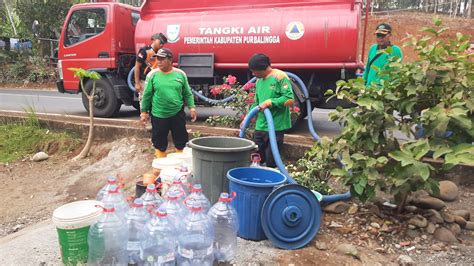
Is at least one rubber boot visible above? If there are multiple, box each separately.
[155,149,167,158]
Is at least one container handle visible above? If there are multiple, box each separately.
[126,196,135,205]
[117,173,126,189]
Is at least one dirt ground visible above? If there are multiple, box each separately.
[0,137,473,265]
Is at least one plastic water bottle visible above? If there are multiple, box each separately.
[141,207,177,265]
[250,153,262,167]
[96,176,118,201]
[208,192,239,262]
[178,165,192,194]
[160,190,187,232]
[177,200,215,266]
[164,176,188,200]
[101,184,130,220]
[140,184,164,210]
[185,184,211,213]
[87,204,128,265]
[125,198,150,265]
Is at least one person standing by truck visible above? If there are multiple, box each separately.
[140,48,197,158]
[134,33,168,98]
[363,23,403,87]
[243,53,295,168]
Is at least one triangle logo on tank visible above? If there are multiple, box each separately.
[166,24,181,43]
[285,22,305,41]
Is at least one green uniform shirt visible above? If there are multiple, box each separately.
[141,67,195,118]
[364,44,403,87]
[250,69,294,131]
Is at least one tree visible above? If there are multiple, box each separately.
[326,18,473,211]
[68,68,101,160]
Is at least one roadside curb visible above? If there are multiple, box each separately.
[0,110,315,160]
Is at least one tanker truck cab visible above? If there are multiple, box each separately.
[57,3,139,117]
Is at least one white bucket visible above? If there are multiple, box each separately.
[52,200,103,265]
[167,152,192,168]
[159,167,181,195]
[152,157,183,175]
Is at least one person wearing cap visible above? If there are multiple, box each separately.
[134,33,168,95]
[243,53,295,168]
[363,23,403,87]
[140,48,197,158]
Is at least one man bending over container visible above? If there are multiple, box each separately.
[140,48,197,158]
[243,53,295,168]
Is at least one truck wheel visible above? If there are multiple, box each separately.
[82,78,120,117]
[289,81,307,130]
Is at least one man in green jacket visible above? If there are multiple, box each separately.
[245,53,294,168]
[140,48,197,158]
[363,23,403,87]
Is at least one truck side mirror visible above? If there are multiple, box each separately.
[32,20,40,37]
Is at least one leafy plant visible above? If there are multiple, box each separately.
[323,18,473,209]
[287,137,337,194]
[191,130,202,139]
[68,67,101,160]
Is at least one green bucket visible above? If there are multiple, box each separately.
[52,200,102,265]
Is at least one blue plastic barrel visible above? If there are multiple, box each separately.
[227,167,287,240]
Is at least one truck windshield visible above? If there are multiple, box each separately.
[64,8,106,47]
[131,11,140,27]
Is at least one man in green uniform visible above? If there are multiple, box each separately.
[363,23,403,87]
[140,48,197,158]
[245,53,294,168]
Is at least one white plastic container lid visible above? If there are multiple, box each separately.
[152,157,183,170]
[167,152,192,167]
[52,200,103,230]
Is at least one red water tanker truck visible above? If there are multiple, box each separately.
[56,0,368,118]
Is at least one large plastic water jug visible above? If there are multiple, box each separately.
[208,192,239,262]
[87,204,128,265]
[177,200,215,266]
[142,207,177,265]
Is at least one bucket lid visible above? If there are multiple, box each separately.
[168,152,191,160]
[152,157,183,169]
[52,200,103,229]
[183,147,192,155]
[160,167,180,177]
[261,184,321,250]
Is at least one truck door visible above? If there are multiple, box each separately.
[60,7,112,91]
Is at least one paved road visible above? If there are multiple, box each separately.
[0,88,342,138]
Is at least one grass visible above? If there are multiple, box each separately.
[0,112,81,163]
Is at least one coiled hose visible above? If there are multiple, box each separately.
[127,66,255,104]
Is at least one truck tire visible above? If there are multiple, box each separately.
[82,78,121,117]
[132,101,140,111]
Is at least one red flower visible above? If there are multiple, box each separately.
[221,84,231,90]
[242,82,255,91]
[293,106,301,113]
[210,86,222,96]
[245,98,254,104]
[226,75,237,85]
